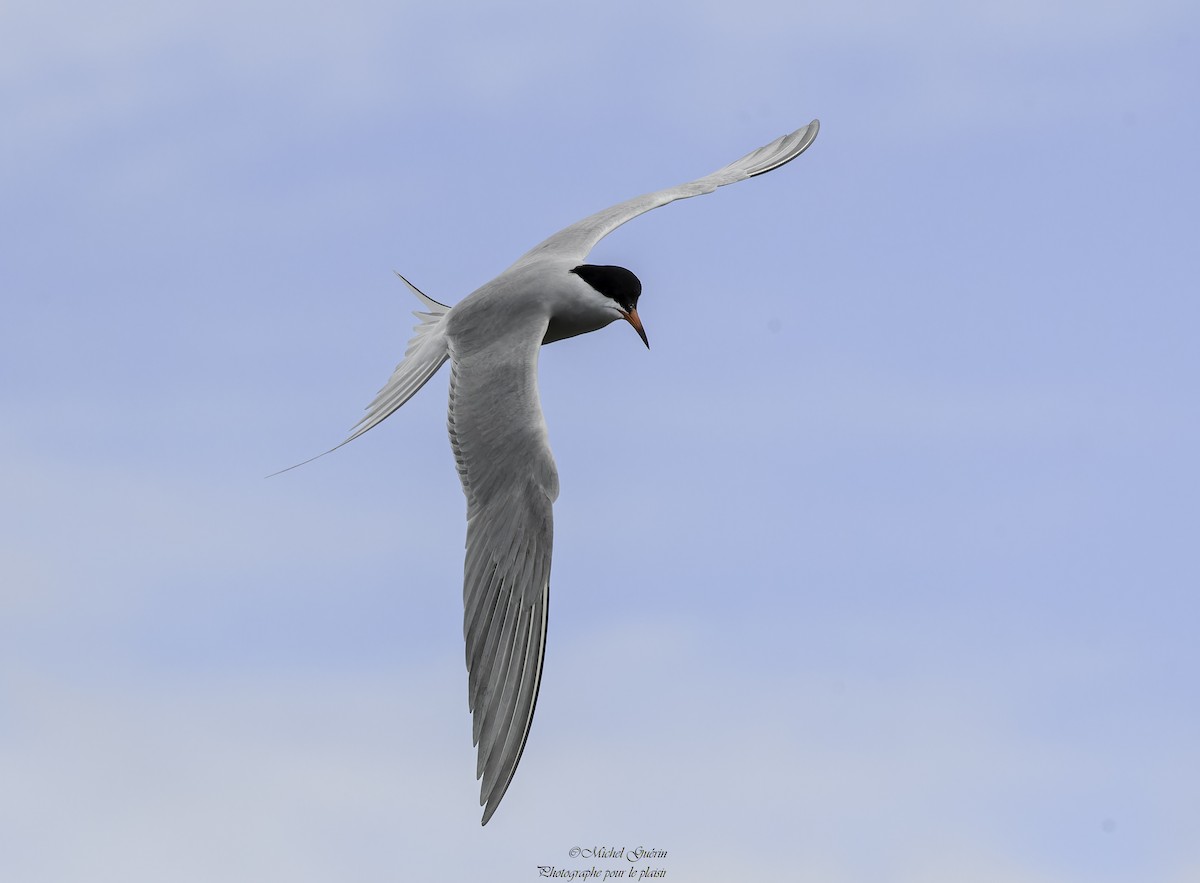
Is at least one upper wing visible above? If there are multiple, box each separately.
[516,119,819,266]
[446,318,559,825]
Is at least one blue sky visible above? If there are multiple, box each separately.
[2,0,1197,880]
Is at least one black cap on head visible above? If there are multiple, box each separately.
[570,264,641,313]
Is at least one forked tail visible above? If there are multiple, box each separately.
[267,272,451,477]
[345,272,451,442]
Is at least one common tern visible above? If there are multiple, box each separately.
[297,119,819,823]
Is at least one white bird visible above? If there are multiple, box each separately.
[300,120,818,824]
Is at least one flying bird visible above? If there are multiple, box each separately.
[298,120,818,824]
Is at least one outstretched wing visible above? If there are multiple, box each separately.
[517,119,819,266]
[446,317,559,825]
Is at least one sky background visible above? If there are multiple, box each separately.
[2,0,1198,880]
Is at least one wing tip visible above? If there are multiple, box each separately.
[746,118,821,179]
[471,597,550,827]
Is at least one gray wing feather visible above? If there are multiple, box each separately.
[446,323,558,825]
[517,119,819,265]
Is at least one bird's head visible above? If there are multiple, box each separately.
[570,264,649,349]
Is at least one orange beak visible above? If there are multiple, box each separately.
[622,308,650,349]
